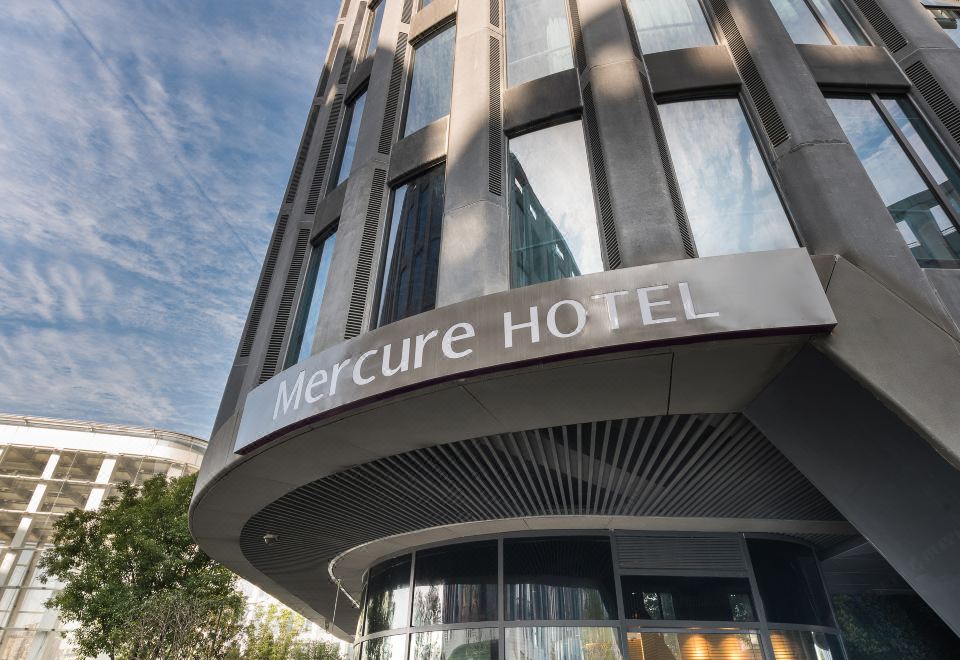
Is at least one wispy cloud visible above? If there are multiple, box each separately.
[0,0,335,437]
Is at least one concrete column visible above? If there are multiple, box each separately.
[723,0,952,331]
[436,1,510,307]
[578,0,689,266]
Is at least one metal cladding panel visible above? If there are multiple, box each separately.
[235,249,835,453]
[616,534,747,574]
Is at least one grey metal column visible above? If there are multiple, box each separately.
[721,0,952,330]
[578,0,689,266]
[436,0,510,307]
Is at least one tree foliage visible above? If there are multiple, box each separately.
[39,473,245,659]
[237,604,343,660]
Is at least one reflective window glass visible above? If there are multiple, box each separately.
[509,120,603,288]
[929,8,960,47]
[626,631,763,660]
[506,0,574,86]
[410,628,498,660]
[748,539,833,627]
[285,229,337,367]
[504,537,617,621]
[658,98,797,257]
[770,630,844,660]
[621,576,756,621]
[364,556,412,634]
[377,165,446,327]
[770,0,868,45]
[366,1,386,57]
[362,635,408,660]
[413,541,498,625]
[336,91,367,187]
[506,627,622,660]
[828,96,960,267]
[770,0,833,44]
[404,26,455,137]
[626,0,715,54]
[809,0,869,45]
[421,0,434,8]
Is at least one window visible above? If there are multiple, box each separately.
[334,91,367,188]
[421,0,435,8]
[925,4,960,46]
[748,539,833,627]
[626,0,715,54]
[361,635,407,660]
[363,556,412,634]
[827,95,960,267]
[626,631,763,660]
[506,0,574,86]
[413,541,498,625]
[509,120,603,288]
[506,627,622,659]
[365,0,386,58]
[377,165,446,327]
[769,630,845,660]
[410,629,498,660]
[658,98,797,257]
[621,576,757,622]
[285,228,337,368]
[504,537,617,621]
[769,0,869,45]
[404,26,455,137]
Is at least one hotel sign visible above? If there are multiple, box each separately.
[235,249,836,453]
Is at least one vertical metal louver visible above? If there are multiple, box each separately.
[305,94,345,215]
[345,169,388,339]
[582,85,622,270]
[318,24,344,101]
[239,215,288,359]
[490,0,500,28]
[567,0,587,73]
[906,62,960,149]
[284,107,321,206]
[851,0,907,52]
[401,0,413,24]
[260,228,312,384]
[489,37,503,197]
[339,2,368,86]
[709,0,790,148]
[641,75,696,258]
[615,535,747,574]
[379,34,408,156]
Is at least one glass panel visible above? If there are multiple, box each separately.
[506,0,574,86]
[506,627,622,660]
[747,539,833,627]
[362,635,408,660]
[770,0,832,45]
[658,98,796,257]
[809,0,869,45]
[509,120,603,288]
[626,631,763,660]
[770,630,843,660]
[627,0,715,54]
[367,1,386,57]
[364,556,412,634]
[504,537,617,620]
[413,541,498,625]
[621,576,756,621]
[410,628,499,660]
[404,26,455,136]
[336,92,367,187]
[828,96,960,267]
[285,230,338,367]
[930,8,960,47]
[422,0,435,7]
[377,165,445,326]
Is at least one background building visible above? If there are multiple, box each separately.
[192,0,960,658]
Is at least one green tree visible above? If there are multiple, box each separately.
[39,473,245,659]
[239,603,343,660]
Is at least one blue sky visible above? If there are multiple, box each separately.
[0,1,337,438]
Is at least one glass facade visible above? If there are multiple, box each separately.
[505,0,574,86]
[377,165,446,327]
[285,228,337,367]
[364,556,412,635]
[748,539,834,627]
[927,6,960,46]
[828,95,960,267]
[404,26,455,137]
[658,98,797,257]
[627,631,764,660]
[410,628,498,660]
[509,120,603,288]
[335,92,367,188]
[413,541,497,625]
[506,627,622,659]
[770,0,868,45]
[626,0,715,54]
[621,576,756,622]
[366,0,385,57]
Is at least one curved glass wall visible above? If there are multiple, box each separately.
[352,534,846,660]
[505,0,574,86]
[626,0,715,54]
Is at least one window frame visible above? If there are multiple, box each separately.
[830,92,960,268]
[400,20,457,139]
[331,85,369,192]
[283,223,339,369]
[504,0,578,88]
[622,0,720,55]
[363,0,386,60]
[780,0,872,46]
